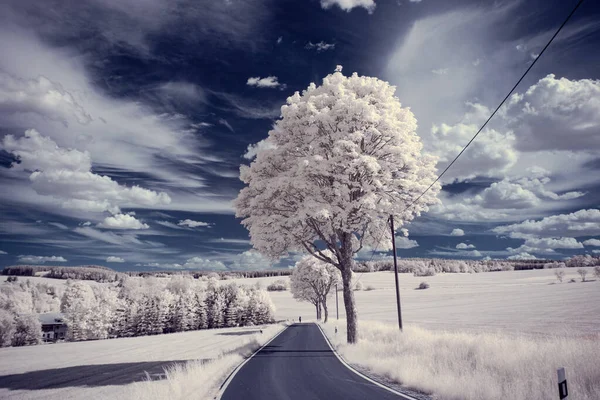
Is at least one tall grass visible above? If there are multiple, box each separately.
[322,320,600,400]
[126,324,285,400]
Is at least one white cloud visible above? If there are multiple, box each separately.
[246,76,283,89]
[17,255,67,264]
[230,250,272,270]
[243,138,276,160]
[456,242,475,249]
[218,119,234,132]
[320,0,375,13]
[1,130,171,214]
[73,226,144,246]
[507,252,537,260]
[450,228,465,236]
[305,41,336,52]
[98,214,149,230]
[493,209,600,239]
[0,250,7,255]
[394,236,419,249]
[431,68,448,75]
[593,250,600,254]
[156,81,206,104]
[178,219,211,228]
[106,256,125,263]
[503,74,600,152]
[182,257,227,270]
[507,237,584,255]
[277,36,283,44]
[583,239,600,247]
[475,180,540,209]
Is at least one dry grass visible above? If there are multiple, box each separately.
[322,320,600,400]
[125,324,285,400]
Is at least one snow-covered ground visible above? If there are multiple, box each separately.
[232,267,600,335]
[0,324,280,400]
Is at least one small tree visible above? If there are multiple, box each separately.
[555,270,566,283]
[0,310,15,347]
[594,266,600,280]
[577,268,588,282]
[235,66,440,343]
[12,314,41,346]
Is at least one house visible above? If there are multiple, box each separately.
[38,313,67,342]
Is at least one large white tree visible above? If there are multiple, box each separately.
[290,255,341,323]
[235,66,440,343]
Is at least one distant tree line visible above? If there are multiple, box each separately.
[0,275,275,347]
[125,269,292,279]
[354,255,600,275]
[2,265,119,282]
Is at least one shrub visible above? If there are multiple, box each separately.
[577,268,588,282]
[417,281,430,290]
[569,278,577,283]
[594,266,600,280]
[413,266,436,277]
[364,285,376,291]
[266,279,289,291]
[554,270,566,283]
[6,276,18,283]
[11,314,41,347]
[354,281,364,291]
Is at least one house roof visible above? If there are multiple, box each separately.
[38,312,66,325]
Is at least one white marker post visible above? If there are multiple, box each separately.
[557,367,568,399]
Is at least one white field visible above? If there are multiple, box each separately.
[230,267,600,336]
[0,324,281,400]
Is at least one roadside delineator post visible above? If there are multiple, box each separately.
[557,367,568,399]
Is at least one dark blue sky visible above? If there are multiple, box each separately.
[1,0,599,271]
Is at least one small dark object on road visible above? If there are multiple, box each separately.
[260,329,263,334]
[335,327,338,334]
[299,316,302,323]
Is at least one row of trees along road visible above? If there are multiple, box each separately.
[235,66,440,343]
[290,254,341,323]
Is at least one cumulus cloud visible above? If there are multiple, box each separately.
[507,252,537,260]
[0,250,7,255]
[503,74,600,152]
[178,219,211,228]
[246,76,284,89]
[1,130,171,214]
[493,209,600,239]
[394,236,419,249]
[583,239,600,247]
[305,41,336,52]
[243,138,276,160]
[456,242,475,249]
[182,257,227,270]
[230,250,272,270]
[98,214,149,230]
[450,228,465,236]
[106,256,125,263]
[18,255,67,263]
[320,0,375,13]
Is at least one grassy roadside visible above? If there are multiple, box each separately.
[321,320,600,400]
[124,323,287,400]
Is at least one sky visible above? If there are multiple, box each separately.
[0,0,599,271]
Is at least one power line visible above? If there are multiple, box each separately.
[353,0,586,289]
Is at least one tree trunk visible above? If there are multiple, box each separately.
[340,233,357,343]
[322,296,329,323]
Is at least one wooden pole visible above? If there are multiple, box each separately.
[390,215,403,331]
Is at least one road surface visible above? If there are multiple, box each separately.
[221,323,406,400]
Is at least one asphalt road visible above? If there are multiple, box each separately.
[221,323,406,400]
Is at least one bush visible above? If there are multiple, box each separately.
[354,281,364,291]
[595,266,600,280]
[266,279,289,291]
[11,314,41,347]
[569,278,577,283]
[364,285,376,291]
[6,276,18,283]
[414,267,436,277]
[554,270,566,283]
[417,281,430,290]
[577,268,588,282]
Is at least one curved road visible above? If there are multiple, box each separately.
[221,323,407,400]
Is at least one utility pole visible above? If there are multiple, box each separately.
[335,283,339,320]
[389,215,403,331]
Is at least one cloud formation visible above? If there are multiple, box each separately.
[18,255,67,264]
[450,228,464,236]
[320,0,375,13]
[98,214,150,230]
[106,256,125,263]
[305,41,336,52]
[247,76,284,89]
[178,219,211,228]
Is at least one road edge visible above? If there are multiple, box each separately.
[316,323,418,400]
[214,323,290,400]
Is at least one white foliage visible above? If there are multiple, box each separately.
[235,67,440,261]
